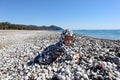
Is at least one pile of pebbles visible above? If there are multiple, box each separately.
[0,31,120,80]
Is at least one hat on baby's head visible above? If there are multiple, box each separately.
[60,29,73,42]
[62,29,73,36]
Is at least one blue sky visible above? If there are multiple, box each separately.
[0,0,120,30]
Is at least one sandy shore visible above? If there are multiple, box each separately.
[0,30,120,80]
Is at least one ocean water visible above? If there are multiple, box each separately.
[74,30,120,40]
[52,30,120,40]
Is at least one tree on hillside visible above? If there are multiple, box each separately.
[0,22,63,30]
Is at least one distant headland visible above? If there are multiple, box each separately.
[0,22,63,30]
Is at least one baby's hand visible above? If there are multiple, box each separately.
[76,54,80,59]
[74,53,80,60]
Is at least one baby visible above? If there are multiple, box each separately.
[34,29,80,65]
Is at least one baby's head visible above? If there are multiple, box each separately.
[61,29,74,46]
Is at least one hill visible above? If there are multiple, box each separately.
[0,22,63,30]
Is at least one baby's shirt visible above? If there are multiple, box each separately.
[42,41,76,64]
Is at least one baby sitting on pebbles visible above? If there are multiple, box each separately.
[34,29,80,65]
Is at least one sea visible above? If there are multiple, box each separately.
[52,30,120,40]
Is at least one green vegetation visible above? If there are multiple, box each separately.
[0,22,63,30]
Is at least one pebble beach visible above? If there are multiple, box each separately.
[0,30,120,80]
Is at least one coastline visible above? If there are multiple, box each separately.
[0,30,120,80]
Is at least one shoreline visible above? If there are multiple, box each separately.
[0,30,120,80]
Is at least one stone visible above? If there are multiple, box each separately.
[52,74,65,80]
[112,57,120,65]
[31,73,37,79]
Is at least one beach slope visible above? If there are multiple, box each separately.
[0,30,120,80]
